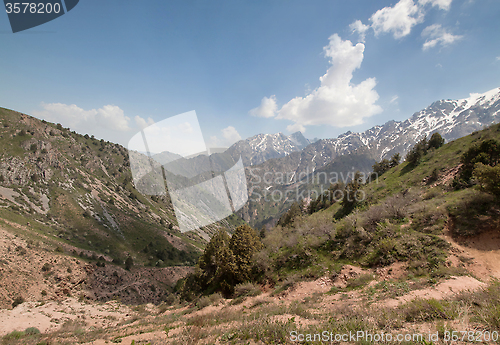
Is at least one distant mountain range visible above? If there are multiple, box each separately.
[153,87,500,176]
[248,87,500,176]
[237,87,500,227]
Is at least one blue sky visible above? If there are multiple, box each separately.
[1,0,499,149]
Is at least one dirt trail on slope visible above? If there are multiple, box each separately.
[443,228,500,281]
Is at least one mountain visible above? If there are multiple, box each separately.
[239,87,500,227]
[317,87,500,162]
[256,87,500,181]
[151,151,183,165]
[225,131,310,166]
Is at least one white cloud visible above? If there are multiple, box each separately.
[422,24,462,50]
[496,56,500,61]
[249,95,278,118]
[419,0,453,11]
[135,115,155,130]
[349,20,370,43]
[286,123,306,133]
[276,34,382,129]
[370,0,425,39]
[389,95,399,104]
[33,102,131,133]
[178,122,194,134]
[221,126,242,143]
[209,126,242,148]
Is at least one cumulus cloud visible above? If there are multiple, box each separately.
[350,0,454,42]
[249,95,278,118]
[286,123,306,133]
[275,34,382,129]
[135,115,155,130]
[370,0,425,39]
[419,0,453,10]
[33,102,165,146]
[422,24,462,50]
[33,102,131,133]
[349,20,370,43]
[209,126,242,148]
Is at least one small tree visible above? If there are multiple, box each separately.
[473,163,500,196]
[428,132,445,150]
[340,171,364,214]
[259,226,266,239]
[389,153,401,168]
[372,159,391,176]
[125,256,134,270]
[277,201,303,227]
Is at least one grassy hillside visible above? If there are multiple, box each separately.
[0,107,248,301]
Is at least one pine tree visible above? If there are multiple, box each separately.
[229,224,262,283]
[197,229,236,295]
[428,132,445,150]
[341,171,364,212]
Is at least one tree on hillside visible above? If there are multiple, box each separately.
[340,171,364,213]
[454,139,500,188]
[428,132,445,150]
[229,224,262,283]
[307,182,344,214]
[372,159,391,177]
[473,163,500,196]
[277,201,303,227]
[390,153,401,168]
[125,256,134,270]
[197,229,236,295]
[371,153,402,180]
[406,133,446,167]
[406,137,428,166]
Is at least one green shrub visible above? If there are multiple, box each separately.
[234,282,261,298]
[346,273,374,289]
[196,293,222,309]
[24,327,40,335]
[447,190,498,236]
[3,330,24,340]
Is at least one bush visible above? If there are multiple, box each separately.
[428,132,445,150]
[24,327,40,335]
[12,296,24,308]
[454,139,500,188]
[234,282,261,298]
[3,330,24,340]
[473,163,500,196]
[346,273,374,289]
[196,293,222,309]
[125,256,134,270]
[447,190,498,236]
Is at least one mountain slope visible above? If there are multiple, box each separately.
[0,108,227,268]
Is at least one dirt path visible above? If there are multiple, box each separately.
[443,228,500,281]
